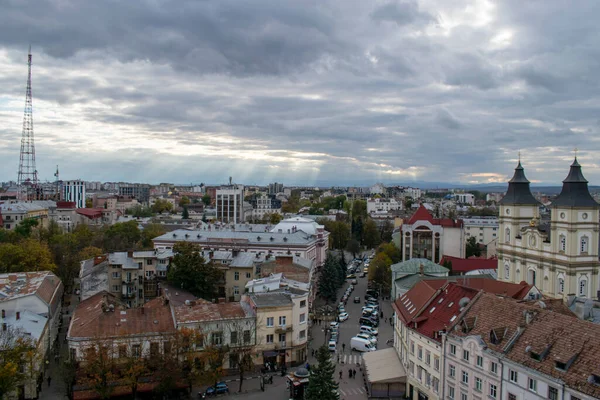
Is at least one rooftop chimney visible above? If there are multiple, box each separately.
[1,309,4,318]
[419,264,424,277]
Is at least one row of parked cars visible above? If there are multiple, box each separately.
[350,289,380,352]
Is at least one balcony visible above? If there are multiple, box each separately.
[274,341,287,350]
[122,280,135,286]
[275,326,293,334]
[122,292,136,299]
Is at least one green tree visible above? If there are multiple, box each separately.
[362,219,381,249]
[85,198,93,208]
[141,223,166,248]
[0,327,37,399]
[351,200,367,221]
[379,220,394,243]
[376,242,402,264]
[345,239,360,258]
[0,239,56,273]
[79,341,116,400]
[182,206,190,220]
[179,196,191,208]
[305,345,339,400]
[14,218,39,238]
[201,194,212,206]
[368,252,392,295]
[167,242,223,300]
[127,205,153,218]
[103,221,141,252]
[151,199,174,214]
[405,197,414,209]
[269,213,282,224]
[318,253,341,302]
[337,252,347,286]
[466,236,482,258]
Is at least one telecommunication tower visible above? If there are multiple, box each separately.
[17,46,39,200]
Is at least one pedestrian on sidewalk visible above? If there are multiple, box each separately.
[342,343,346,352]
[47,376,51,387]
[380,311,383,318]
[312,349,315,357]
[339,371,342,379]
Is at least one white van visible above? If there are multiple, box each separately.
[359,325,379,336]
[351,336,376,352]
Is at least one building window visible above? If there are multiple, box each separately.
[234,272,239,281]
[579,278,587,296]
[449,364,456,378]
[230,331,238,345]
[245,272,251,279]
[112,285,120,292]
[434,356,440,371]
[278,333,286,343]
[508,394,516,400]
[450,344,456,355]
[558,277,565,294]
[119,345,127,358]
[279,316,286,326]
[462,371,468,384]
[426,351,431,365]
[475,377,482,392]
[112,272,120,278]
[212,332,223,345]
[476,355,483,367]
[299,330,306,339]
[300,313,306,324]
[448,386,455,399]
[490,362,498,374]
[528,377,537,392]
[132,344,141,358]
[489,384,497,399]
[233,286,239,295]
[300,300,306,308]
[266,317,274,327]
[581,236,589,254]
[548,386,558,400]
[509,370,518,383]
[418,346,423,360]
[243,330,251,344]
[411,341,415,354]
[560,234,566,252]
[463,350,469,362]
[461,393,467,400]
[266,334,274,343]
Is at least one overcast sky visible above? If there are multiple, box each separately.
[0,0,598,186]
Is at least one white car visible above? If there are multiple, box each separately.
[328,340,337,352]
[338,312,349,322]
[338,307,346,315]
[356,333,377,345]
[362,307,374,314]
[330,321,340,330]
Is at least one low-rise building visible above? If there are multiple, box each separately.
[367,198,403,215]
[0,201,49,230]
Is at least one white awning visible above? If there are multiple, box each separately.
[362,348,407,384]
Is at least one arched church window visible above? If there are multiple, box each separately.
[579,278,587,296]
[558,277,564,294]
[580,236,589,254]
[504,263,510,279]
[559,235,566,252]
[528,269,536,286]
[505,228,510,244]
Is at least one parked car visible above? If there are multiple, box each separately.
[359,317,378,327]
[205,382,229,396]
[354,296,361,303]
[328,340,337,352]
[359,272,366,278]
[362,306,374,314]
[338,307,346,315]
[338,312,349,322]
[330,321,340,329]
[330,332,339,342]
[346,274,356,279]
[359,325,379,336]
[351,279,358,285]
[356,333,377,346]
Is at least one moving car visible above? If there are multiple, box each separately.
[354,296,361,303]
[359,272,366,278]
[205,382,229,396]
[350,337,376,352]
[338,312,349,322]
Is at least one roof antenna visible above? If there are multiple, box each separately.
[518,150,521,164]
[574,147,578,161]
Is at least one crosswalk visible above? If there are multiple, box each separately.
[331,353,363,365]
[339,387,366,397]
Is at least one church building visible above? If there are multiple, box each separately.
[497,158,600,299]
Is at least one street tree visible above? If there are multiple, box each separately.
[179,196,191,208]
[182,206,190,220]
[466,236,482,258]
[305,345,339,400]
[0,326,37,399]
[0,239,56,273]
[319,253,341,302]
[103,221,141,252]
[368,252,392,295]
[226,319,259,392]
[362,219,381,249]
[80,341,117,400]
[140,223,167,248]
[201,194,212,206]
[167,242,223,300]
[376,242,402,264]
[14,218,39,238]
[151,199,174,214]
[345,239,360,258]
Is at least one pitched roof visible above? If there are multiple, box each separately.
[0,271,63,313]
[174,301,249,324]
[421,276,533,299]
[68,292,175,339]
[76,208,104,219]
[439,256,498,273]
[407,205,463,227]
[393,280,438,324]
[391,258,449,275]
[499,161,540,205]
[552,158,598,208]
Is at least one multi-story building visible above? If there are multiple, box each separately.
[62,180,86,208]
[455,193,475,205]
[370,183,386,195]
[216,184,245,224]
[268,182,284,195]
[79,250,174,308]
[401,205,465,262]
[367,198,403,214]
[497,159,600,299]
[251,194,282,221]
[462,216,499,246]
[242,289,309,367]
[0,201,49,230]
[0,271,64,361]
[119,183,150,203]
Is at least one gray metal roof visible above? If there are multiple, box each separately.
[250,292,293,308]
[230,252,256,268]
[499,162,540,206]
[153,229,315,245]
[391,258,449,274]
[551,158,598,208]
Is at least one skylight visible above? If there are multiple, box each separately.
[450,315,457,322]
[438,298,444,304]
[430,307,436,313]
[448,302,454,307]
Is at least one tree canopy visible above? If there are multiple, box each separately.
[305,345,339,400]
[466,236,482,258]
[167,242,223,300]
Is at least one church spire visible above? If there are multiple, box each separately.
[552,157,598,208]
[499,160,539,205]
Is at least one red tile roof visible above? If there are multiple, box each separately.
[76,208,104,219]
[407,205,463,227]
[174,301,249,324]
[418,277,534,300]
[57,201,76,209]
[439,255,498,273]
[68,292,175,339]
[393,280,438,325]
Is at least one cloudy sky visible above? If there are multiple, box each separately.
[0,0,598,187]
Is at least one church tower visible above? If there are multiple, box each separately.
[550,158,599,298]
[497,161,540,284]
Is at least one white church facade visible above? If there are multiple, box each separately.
[497,158,600,300]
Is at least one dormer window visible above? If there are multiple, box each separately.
[588,374,600,386]
[461,317,476,334]
[490,327,506,345]
[555,361,567,371]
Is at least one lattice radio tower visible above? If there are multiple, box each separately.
[17,46,39,201]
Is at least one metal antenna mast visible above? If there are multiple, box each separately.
[17,46,39,201]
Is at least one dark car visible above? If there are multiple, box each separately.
[354,296,361,303]
[366,290,379,299]
[346,274,356,279]
[359,317,378,327]
[205,382,229,396]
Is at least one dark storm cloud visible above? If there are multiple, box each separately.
[1,0,600,185]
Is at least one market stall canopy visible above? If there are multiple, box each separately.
[362,348,407,383]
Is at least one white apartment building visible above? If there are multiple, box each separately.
[62,180,86,208]
[455,193,475,205]
[252,194,282,220]
[462,217,499,245]
[404,187,422,200]
[497,159,600,300]
[216,184,245,224]
[370,183,386,195]
[367,198,403,214]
